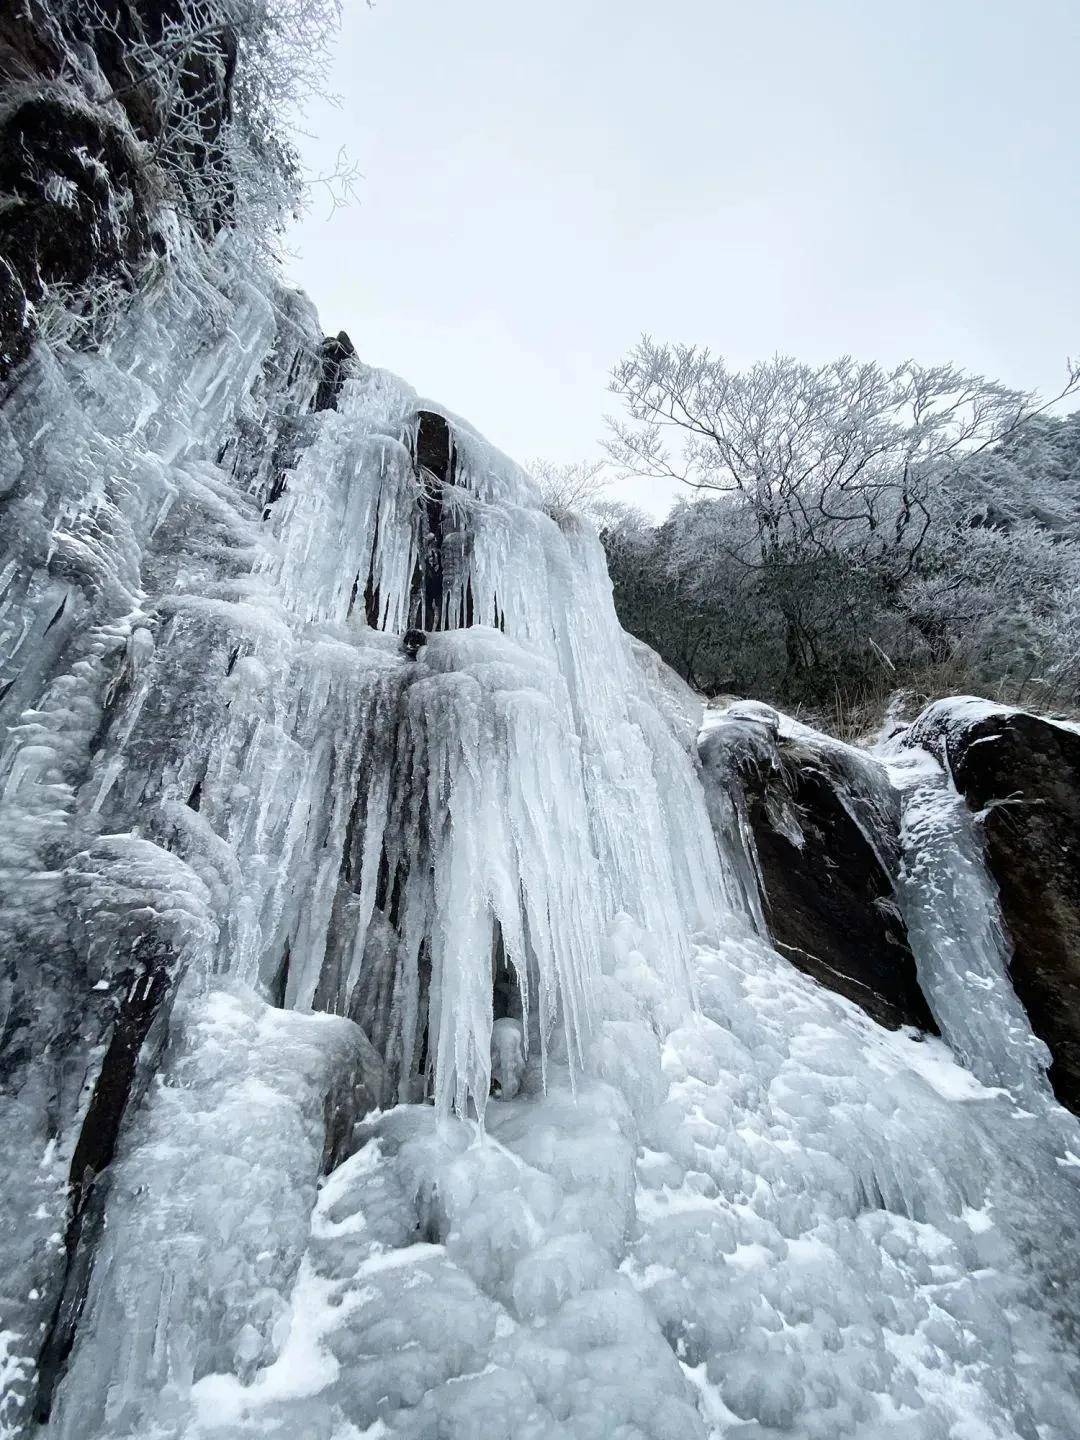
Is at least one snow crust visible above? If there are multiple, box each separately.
[1,233,1079,1438]
[906,694,1080,746]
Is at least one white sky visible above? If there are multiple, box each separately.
[285,0,1080,515]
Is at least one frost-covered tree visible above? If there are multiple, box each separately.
[58,0,352,242]
[607,341,1077,573]
[0,0,355,374]
[602,341,1080,716]
[530,458,608,522]
[906,412,1080,705]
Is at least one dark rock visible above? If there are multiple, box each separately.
[402,628,427,660]
[57,0,238,237]
[415,409,453,480]
[36,935,175,1422]
[313,330,356,411]
[0,83,159,380]
[908,699,1080,1111]
[0,0,240,383]
[700,703,936,1032]
[411,411,454,629]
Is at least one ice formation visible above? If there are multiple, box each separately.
[2,233,1080,1439]
[888,743,1054,1105]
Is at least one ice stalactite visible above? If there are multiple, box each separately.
[211,353,728,1117]
[2,226,725,1131]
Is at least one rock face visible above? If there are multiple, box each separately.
[699,703,936,1032]
[0,0,238,381]
[909,699,1080,1112]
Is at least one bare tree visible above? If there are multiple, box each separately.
[606,340,1080,575]
[529,458,609,522]
[603,341,1080,700]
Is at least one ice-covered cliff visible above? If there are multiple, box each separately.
[3,235,1080,1440]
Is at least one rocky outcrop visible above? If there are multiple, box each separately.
[699,703,936,1032]
[0,0,238,381]
[313,330,358,412]
[909,699,1080,1112]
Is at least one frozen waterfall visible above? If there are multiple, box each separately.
[2,234,1080,1439]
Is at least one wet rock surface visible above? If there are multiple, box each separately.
[909,699,1080,1112]
[700,705,936,1032]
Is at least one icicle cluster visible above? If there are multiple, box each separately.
[0,229,727,1146]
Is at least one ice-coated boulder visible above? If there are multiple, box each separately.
[909,698,1080,1111]
[699,702,936,1032]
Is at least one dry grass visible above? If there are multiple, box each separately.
[788,663,1080,748]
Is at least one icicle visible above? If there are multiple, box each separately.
[889,746,1054,1105]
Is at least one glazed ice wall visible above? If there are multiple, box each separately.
[0,229,736,1431]
[0,235,316,1428]
[241,361,730,1115]
[0,224,742,1435]
[1,231,726,1109]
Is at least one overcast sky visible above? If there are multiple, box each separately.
[285,0,1080,514]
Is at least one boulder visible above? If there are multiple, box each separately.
[908,698,1080,1111]
[700,703,936,1032]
